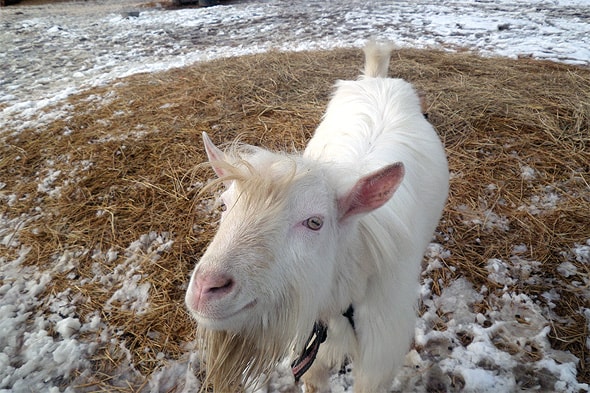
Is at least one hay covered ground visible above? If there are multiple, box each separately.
[1,48,589,392]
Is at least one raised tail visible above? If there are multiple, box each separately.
[362,40,393,78]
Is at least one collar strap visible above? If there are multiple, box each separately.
[342,304,355,331]
[291,321,328,382]
[291,305,356,382]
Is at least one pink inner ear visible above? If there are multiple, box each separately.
[339,162,405,220]
[202,132,226,178]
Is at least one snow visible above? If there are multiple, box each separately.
[1,0,589,392]
[2,0,590,134]
[409,277,584,393]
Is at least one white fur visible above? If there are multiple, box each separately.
[186,41,449,393]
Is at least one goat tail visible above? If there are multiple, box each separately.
[362,39,394,78]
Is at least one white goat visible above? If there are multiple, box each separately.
[185,41,449,393]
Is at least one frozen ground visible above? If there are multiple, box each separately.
[1,0,590,392]
[1,0,590,133]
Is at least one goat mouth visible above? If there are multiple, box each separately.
[198,299,257,323]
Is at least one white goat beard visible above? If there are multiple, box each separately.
[195,298,314,392]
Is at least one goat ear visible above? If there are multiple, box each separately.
[202,132,226,178]
[338,162,405,220]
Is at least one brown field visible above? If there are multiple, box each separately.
[1,48,589,390]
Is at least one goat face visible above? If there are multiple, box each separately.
[185,145,342,335]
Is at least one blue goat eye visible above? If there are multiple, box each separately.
[304,216,323,230]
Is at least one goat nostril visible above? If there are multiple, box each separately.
[207,278,234,294]
[196,273,235,298]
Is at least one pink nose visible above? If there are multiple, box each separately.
[193,272,235,307]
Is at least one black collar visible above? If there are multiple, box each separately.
[291,321,328,382]
[342,304,355,331]
[291,305,355,382]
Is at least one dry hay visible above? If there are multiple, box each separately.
[1,48,589,390]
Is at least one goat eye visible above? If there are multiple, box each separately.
[304,216,323,231]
